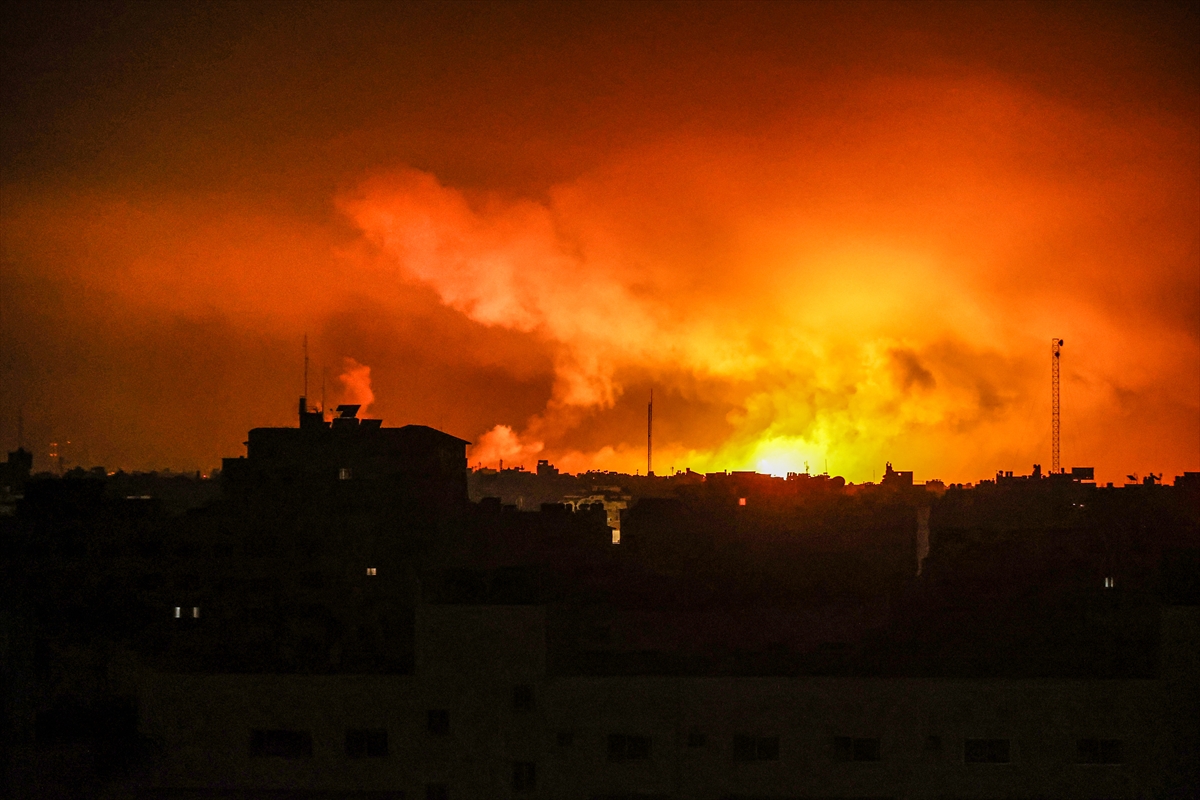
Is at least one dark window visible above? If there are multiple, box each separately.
[249,729,313,759]
[35,699,136,746]
[833,736,880,762]
[583,624,611,643]
[734,735,756,762]
[608,733,651,762]
[833,736,853,761]
[427,709,449,736]
[346,728,388,758]
[854,738,880,762]
[1076,738,1123,764]
[425,784,448,800]
[965,738,1011,764]
[733,735,779,761]
[924,735,942,753]
[687,731,707,748]
[628,735,651,760]
[556,730,574,747]
[757,736,780,760]
[512,761,536,792]
[513,684,534,712]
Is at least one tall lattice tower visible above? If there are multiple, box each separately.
[1051,338,1064,473]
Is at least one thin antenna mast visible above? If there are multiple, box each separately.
[1052,338,1064,473]
[647,389,654,477]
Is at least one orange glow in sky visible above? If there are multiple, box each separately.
[2,2,1197,484]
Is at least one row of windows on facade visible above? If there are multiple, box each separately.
[248,726,1123,766]
[251,731,534,793]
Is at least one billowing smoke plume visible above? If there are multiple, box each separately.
[470,424,545,470]
[2,5,1195,482]
[337,358,375,416]
[340,88,1199,481]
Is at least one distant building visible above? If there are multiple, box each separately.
[881,461,914,488]
[0,446,32,491]
[221,397,469,512]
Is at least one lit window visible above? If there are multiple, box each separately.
[1104,576,1114,588]
[612,529,621,544]
[366,567,377,576]
[192,606,200,618]
[339,468,352,480]
[174,607,181,618]
[738,497,747,506]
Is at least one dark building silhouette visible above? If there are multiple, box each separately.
[2,407,1198,799]
[222,397,469,515]
[0,446,33,494]
[880,460,913,488]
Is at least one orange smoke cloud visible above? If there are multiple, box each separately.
[470,424,545,470]
[1,4,1195,483]
[340,69,1199,483]
[337,358,375,416]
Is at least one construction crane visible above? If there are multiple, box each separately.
[1052,338,1064,474]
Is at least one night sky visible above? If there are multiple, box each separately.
[2,1,1197,483]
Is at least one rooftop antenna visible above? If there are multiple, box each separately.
[303,334,309,404]
[1052,338,1064,473]
[647,389,654,477]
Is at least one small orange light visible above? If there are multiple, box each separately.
[738,497,746,506]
